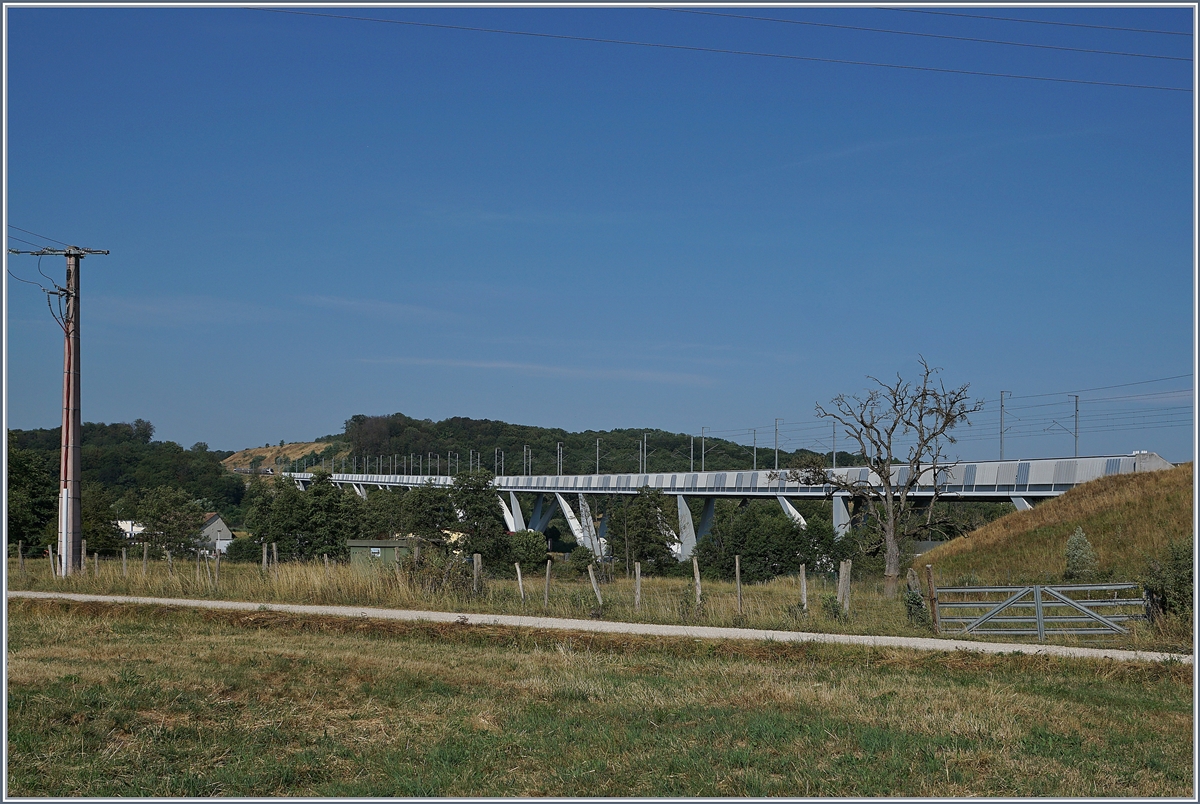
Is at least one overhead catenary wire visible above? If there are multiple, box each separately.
[882,8,1194,37]
[252,8,1192,93]
[660,7,1191,61]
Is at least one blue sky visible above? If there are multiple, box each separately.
[5,5,1195,462]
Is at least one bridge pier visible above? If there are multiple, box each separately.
[833,495,851,540]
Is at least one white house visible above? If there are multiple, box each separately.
[200,513,234,554]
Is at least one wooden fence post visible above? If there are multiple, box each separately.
[121,547,127,578]
[18,541,24,576]
[588,564,603,608]
[692,556,702,606]
[323,553,329,578]
[473,553,482,594]
[262,543,268,573]
[735,554,742,615]
[49,547,56,578]
[166,550,173,577]
[81,539,87,576]
[94,552,99,576]
[634,562,642,612]
[800,563,808,612]
[272,542,279,569]
[142,542,148,576]
[196,551,202,583]
[413,543,420,566]
[841,560,852,615]
[924,564,940,635]
[515,562,525,602]
[214,551,220,586]
[543,558,552,610]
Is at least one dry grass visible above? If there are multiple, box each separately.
[918,463,1193,586]
[9,548,1190,653]
[221,441,346,471]
[6,598,1192,797]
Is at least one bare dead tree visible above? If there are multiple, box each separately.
[789,358,982,597]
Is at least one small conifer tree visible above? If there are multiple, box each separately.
[1064,526,1099,581]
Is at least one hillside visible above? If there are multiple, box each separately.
[222,412,868,476]
[919,462,1193,585]
[222,442,350,474]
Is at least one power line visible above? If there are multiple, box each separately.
[6,234,48,250]
[882,8,1194,37]
[7,224,72,247]
[253,8,1192,93]
[1006,373,1193,401]
[661,7,1190,62]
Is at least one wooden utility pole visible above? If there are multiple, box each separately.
[8,243,108,575]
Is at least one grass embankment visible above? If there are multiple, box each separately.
[222,442,344,471]
[7,598,1191,797]
[919,463,1193,586]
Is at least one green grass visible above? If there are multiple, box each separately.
[6,598,1192,797]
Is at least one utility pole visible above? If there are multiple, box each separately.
[557,442,563,475]
[690,436,694,472]
[8,243,108,576]
[701,427,707,472]
[774,418,783,470]
[642,432,648,473]
[752,429,756,470]
[832,423,837,469]
[1069,394,1079,457]
[596,438,600,474]
[999,391,1011,460]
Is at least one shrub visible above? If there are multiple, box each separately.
[903,589,930,627]
[1142,539,1193,618]
[821,593,845,621]
[567,546,595,577]
[1064,526,1099,581]
[507,530,549,569]
[224,536,263,563]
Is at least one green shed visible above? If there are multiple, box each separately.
[348,539,412,565]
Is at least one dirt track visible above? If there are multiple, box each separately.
[8,590,1191,664]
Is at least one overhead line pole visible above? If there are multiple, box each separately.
[8,244,109,576]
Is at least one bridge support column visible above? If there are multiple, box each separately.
[833,495,851,540]
[1011,497,1033,511]
[509,492,526,531]
[777,496,808,530]
[696,498,716,541]
[527,493,559,533]
[676,495,697,560]
[498,495,516,532]
[555,492,599,555]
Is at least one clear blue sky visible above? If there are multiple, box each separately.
[5,5,1195,463]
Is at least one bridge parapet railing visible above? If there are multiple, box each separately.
[936,583,1146,642]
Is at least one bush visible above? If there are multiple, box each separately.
[1142,539,1193,618]
[567,546,595,577]
[224,537,263,563]
[507,530,549,569]
[1064,526,1099,581]
[821,593,845,621]
[903,589,930,628]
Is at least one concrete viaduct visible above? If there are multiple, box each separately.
[286,451,1172,560]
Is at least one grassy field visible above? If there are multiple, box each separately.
[918,463,1192,586]
[8,551,1189,654]
[7,598,1192,797]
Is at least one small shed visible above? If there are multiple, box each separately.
[348,539,412,565]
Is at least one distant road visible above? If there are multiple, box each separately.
[8,590,1191,665]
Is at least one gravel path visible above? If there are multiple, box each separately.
[9,590,1191,664]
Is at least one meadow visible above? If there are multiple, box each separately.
[7,548,1188,654]
[6,597,1192,797]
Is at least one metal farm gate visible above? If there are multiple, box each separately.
[935,583,1146,642]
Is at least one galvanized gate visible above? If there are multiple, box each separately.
[935,583,1145,642]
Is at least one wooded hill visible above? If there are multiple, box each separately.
[229,412,868,476]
